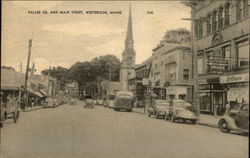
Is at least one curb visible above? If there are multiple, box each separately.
[197,122,218,128]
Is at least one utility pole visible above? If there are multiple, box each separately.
[108,65,112,101]
[24,39,33,110]
[181,1,200,117]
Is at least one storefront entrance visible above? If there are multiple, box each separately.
[199,83,226,115]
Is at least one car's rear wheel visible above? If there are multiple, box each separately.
[155,113,159,119]
[219,120,231,133]
[191,120,197,124]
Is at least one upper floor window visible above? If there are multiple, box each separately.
[236,0,244,21]
[212,10,218,32]
[237,40,249,67]
[207,14,212,35]
[197,56,204,74]
[167,67,176,81]
[225,3,231,26]
[218,7,224,29]
[168,55,174,63]
[183,69,189,80]
[155,63,158,69]
[198,20,203,38]
[222,45,232,70]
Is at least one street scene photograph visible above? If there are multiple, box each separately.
[1,0,249,158]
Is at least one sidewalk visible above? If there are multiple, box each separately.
[132,107,145,114]
[22,106,45,112]
[198,114,222,128]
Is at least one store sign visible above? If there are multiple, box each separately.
[167,86,187,95]
[207,57,229,73]
[220,73,249,83]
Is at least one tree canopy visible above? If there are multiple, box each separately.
[41,54,121,91]
[160,28,191,44]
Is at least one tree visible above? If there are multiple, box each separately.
[41,66,69,89]
[160,28,191,44]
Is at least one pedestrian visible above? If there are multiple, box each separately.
[224,101,231,116]
[214,104,218,116]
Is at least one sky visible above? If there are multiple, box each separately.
[2,1,191,74]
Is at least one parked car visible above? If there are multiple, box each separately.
[84,96,94,109]
[148,100,170,118]
[45,97,57,108]
[69,98,76,105]
[165,100,197,124]
[218,103,249,134]
[97,99,103,105]
[113,91,134,112]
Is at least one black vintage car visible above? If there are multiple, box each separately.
[218,103,249,134]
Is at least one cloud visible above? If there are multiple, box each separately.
[42,20,124,38]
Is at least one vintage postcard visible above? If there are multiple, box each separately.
[1,0,249,158]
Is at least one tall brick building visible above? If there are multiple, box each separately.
[186,0,249,115]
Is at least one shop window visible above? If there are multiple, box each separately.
[225,3,231,26]
[212,10,218,32]
[237,40,249,67]
[218,7,224,29]
[183,69,189,80]
[207,14,212,35]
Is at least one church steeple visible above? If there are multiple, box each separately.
[120,4,136,91]
[124,4,135,54]
[125,4,133,46]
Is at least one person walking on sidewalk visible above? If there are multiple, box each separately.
[224,102,231,116]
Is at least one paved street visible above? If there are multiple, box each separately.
[1,101,248,158]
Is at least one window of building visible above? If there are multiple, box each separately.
[218,7,224,29]
[198,20,203,38]
[168,55,174,63]
[183,69,189,80]
[225,3,231,26]
[197,56,203,74]
[155,63,158,69]
[167,67,176,80]
[212,10,218,32]
[237,40,249,67]
[222,45,231,70]
[195,20,199,38]
[207,14,212,35]
[237,0,244,21]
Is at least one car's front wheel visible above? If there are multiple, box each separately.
[219,120,231,133]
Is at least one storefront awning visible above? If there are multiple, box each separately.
[39,89,47,97]
[27,88,44,98]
